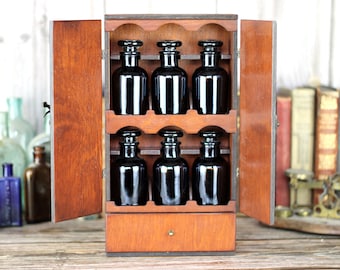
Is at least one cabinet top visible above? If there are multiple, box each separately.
[104,14,238,21]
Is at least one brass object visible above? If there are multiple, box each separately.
[285,169,340,219]
[275,206,293,218]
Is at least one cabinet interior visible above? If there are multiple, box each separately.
[104,16,238,213]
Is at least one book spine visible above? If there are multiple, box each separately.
[290,88,316,208]
[313,88,339,204]
[275,96,291,207]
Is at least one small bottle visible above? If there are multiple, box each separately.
[152,40,189,114]
[0,163,22,227]
[192,130,230,205]
[153,129,189,205]
[7,97,35,153]
[27,102,51,163]
[111,128,148,205]
[192,40,230,114]
[111,40,149,115]
[24,146,51,223]
[0,112,26,179]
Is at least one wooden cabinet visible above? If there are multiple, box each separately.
[51,14,276,255]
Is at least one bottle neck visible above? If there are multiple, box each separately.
[160,52,178,67]
[121,53,139,67]
[201,142,220,159]
[162,143,180,159]
[7,97,23,120]
[120,143,138,159]
[201,52,219,67]
[2,163,13,177]
[33,153,46,164]
[43,114,51,134]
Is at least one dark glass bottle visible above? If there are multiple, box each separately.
[153,129,189,205]
[152,40,189,114]
[192,130,230,205]
[24,146,51,223]
[192,40,230,114]
[111,40,148,115]
[111,128,148,205]
[0,163,22,227]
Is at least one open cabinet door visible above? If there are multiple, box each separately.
[239,20,277,225]
[51,20,103,222]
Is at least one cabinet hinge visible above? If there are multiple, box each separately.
[236,50,240,58]
[102,50,107,60]
[237,116,240,129]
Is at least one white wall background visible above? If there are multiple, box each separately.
[0,0,339,133]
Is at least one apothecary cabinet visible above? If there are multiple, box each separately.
[51,14,276,255]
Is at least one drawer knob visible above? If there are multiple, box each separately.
[168,229,175,236]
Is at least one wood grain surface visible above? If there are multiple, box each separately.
[1,216,339,269]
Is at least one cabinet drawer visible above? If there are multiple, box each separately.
[106,213,235,253]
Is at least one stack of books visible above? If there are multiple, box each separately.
[275,86,340,209]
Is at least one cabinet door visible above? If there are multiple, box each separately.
[239,20,277,225]
[51,20,103,222]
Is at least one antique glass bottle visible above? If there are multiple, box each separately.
[27,103,51,163]
[192,40,230,114]
[0,112,26,179]
[152,40,189,114]
[7,97,35,153]
[111,40,148,115]
[0,163,22,227]
[24,146,51,223]
[153,129,189,205]
[192,130,230,205]
[111,128,148,205]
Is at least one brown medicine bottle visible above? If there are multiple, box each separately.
[24,146,51,223]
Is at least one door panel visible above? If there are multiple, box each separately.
[51,20,102,222]
[239,20,277,225]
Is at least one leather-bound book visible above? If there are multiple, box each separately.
[313,86,340,205]
[275,90,292,207]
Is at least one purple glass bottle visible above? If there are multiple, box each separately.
[152,40,189,114]
[111,40,149,115]
[192,130,230,205]
[192,40,230,114]
[153,129,189,205]
[111,128,148,205]
[0,163,22,227]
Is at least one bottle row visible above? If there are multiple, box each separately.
[110,127,230,206]
[0,146,51,227]
[111,39,231,116]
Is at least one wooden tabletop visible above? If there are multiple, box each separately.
[1,215,339,269]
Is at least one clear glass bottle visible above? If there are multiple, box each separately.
[111,128,148,205]
[24,146,51,223]
[153,129,189,205]
[111,40,149,115]
[0,163,22,227]
[192,40,230,114]
[7,97,35,153]
[192,130,230,205]
[27,102,51,163]
[152,40,188,114]
[0,111,26,179]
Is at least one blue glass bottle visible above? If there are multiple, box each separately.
[0,163,22,227]
[192,130,230,205]
[111,40,149,115]
[111,128,148,205]
[152,40,189,114]
[153,129,189,205]
[192,40,230,114]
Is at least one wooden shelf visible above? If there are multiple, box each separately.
[106,200,235,213]
[105,109,237,135]
[110,54,232,61]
